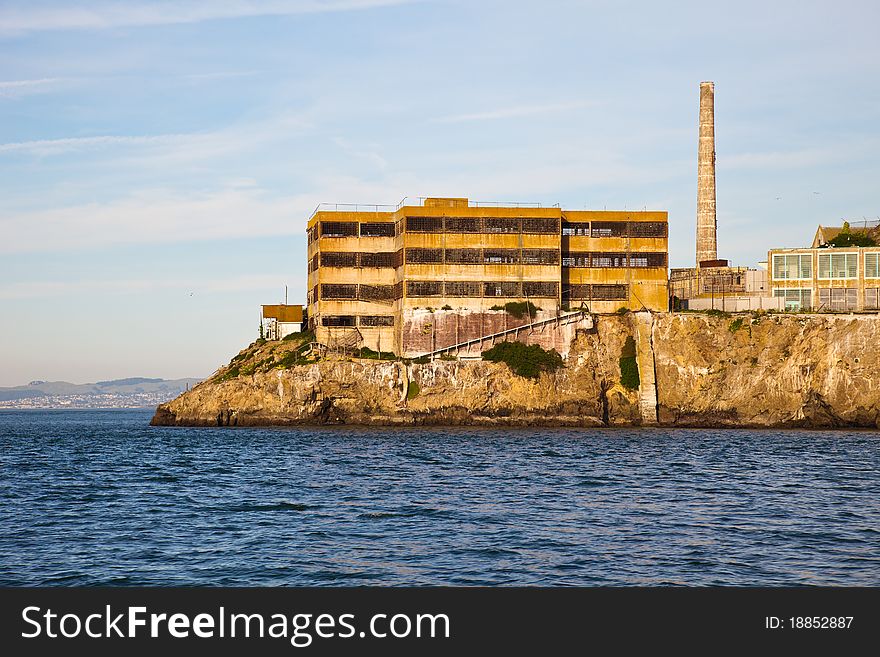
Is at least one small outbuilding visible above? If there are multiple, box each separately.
[261,304,304,340]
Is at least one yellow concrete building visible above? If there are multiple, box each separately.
[769,247,880,311]
[306,197,668,356]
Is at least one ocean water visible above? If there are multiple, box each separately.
[0,408,877,586]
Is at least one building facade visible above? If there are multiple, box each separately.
[306,197,668,357]
[261,304,303,340]
[768,246,880,311]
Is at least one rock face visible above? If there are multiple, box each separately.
[152,313,880,429]
[653,313,880,428]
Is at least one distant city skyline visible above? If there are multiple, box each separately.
[1,0,879,385]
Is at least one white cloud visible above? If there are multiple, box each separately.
[0,0,416,35]
[431,100,597,124]
[0,77,66,98]
[0,173,402,255]
[0,274,293,300]
[0,133,192,155]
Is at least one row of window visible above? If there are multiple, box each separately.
[772,252,880,280]
[562,252,667,268]
[562,284,629,301]
[309,222,396,241]
[322,315,395,327]
[406,281,560,298]
[311,249,666,270]
[773,287,880,310]
[320,283,402,302]
[405,248,560,265]
[316,281,563,300]
[310,218,669,238]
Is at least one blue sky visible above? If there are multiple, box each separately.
[1,0,878,385]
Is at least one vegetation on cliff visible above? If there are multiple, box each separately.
[619,335,640,390]
[481,341,563,379]
[214,331,317,382]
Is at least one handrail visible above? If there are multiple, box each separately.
[417,309,592,360]
[309,197,563,221]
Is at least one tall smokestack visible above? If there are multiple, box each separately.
[696,81,717,266]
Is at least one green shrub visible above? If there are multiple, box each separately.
[439,353,457,361]
[619,335,640,390]
[412,356,430,364]
[826,223,876,248]
[407,381,421,399]
[481,341,563,379]
[216,365,241,382]
[441,304,453,310]
[489,301,540,319]
[705,309,730,318]
[728,317,744,333]
[283,329,315,342]
[616,306,630,315]
[355,347,396,360]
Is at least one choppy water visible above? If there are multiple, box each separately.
[0,409,877,586]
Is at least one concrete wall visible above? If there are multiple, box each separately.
[686,296,785,312]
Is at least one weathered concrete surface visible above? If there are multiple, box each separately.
[152,313,880,429]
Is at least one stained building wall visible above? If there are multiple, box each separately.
[306,198,669,356]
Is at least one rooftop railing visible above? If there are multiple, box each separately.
[309,197,560,220]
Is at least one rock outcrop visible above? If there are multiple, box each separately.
[152,313,880,429]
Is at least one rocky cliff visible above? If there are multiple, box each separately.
[152,313,880,429]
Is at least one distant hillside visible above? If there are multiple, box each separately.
[0,378,202,408]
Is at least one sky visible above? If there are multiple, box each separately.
[1,0,879,385]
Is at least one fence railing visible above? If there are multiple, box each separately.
[310,197,561,220]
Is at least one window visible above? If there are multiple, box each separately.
[405,216,444,232]
[865,253,880,278]
[562,222,590,236]
[406,248,443,264]
[444,281,483,297]
[406,281,443,296]
[320,222,358,237]
[359,315,395,327]
[483,249,520,264]
[321,284,358,299]
[521,249,560,265]
[565,284,629,301]
[359,222,395,237]
[773,288,812,310]
[483,217,520,233]
[590,284,629,300]
[590,253,628,268]
[445,249,482,264]
[627,222,668,237]
[445,217,481,233]
[628,253,667,268]
[772,254,812,280]
[818,288,858,311]
[523,282,558,297]
[322,315,356,327]
[562,252,590,267]
[360,252,396,268]
[320,252,357,268]
[866,288,879,310]
[483,282,521,297]
[817,252,858,279]
[358,285,396,302]
[521,217,559,234]
[591,222,627,237]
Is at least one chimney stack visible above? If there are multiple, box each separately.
[696,81,717,266]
